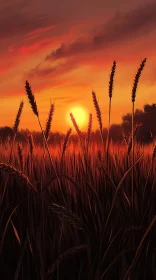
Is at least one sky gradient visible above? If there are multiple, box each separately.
[0,0,156,132]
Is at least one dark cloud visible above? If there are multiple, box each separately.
[45,1,156,62]
[0,12,54,39]
[0,0,102,40]
[27,64,57,79]
[0,0,148,41]
[45,41,91,61]
[27,58,80,79]
[93,1,156,44]
[26,1,156,83]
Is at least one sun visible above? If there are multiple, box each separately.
[67,106,88,129]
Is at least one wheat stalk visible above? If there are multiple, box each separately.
[25,81,61,189]
[131,58,147,195]
[47,245,88,275]
[70,112,85,154]
[128,124,139,155]
[17,143,23,172]
[152,145,156,162]
[9,101,24,164]
[121,127,128,146]
[107,61,116,169]
[131,59,147,103]
[70,112,89,174]
[49,203,91,238]
[109,61,116,100]
[131,58,147,164]
[143,144,156,200]
[92,91,104,146]
[123,215,156,279]
[0,163,37,192]
[25,81,38,116]
[13,101,24,134]
[61,127,72,161]
[27,133,34,156]
[131,57,147,256]
[70,113,81,138]
[45,103,54,141]
[27,132,34,176]
[87,113,92,152]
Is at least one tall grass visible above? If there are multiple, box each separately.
[45,103,54,141]
[86,113,92,154]
[131,58,147,258]
[0,61,156,280]
[92,91,104,146]
[25,81,61,189]
[106,61,116,169]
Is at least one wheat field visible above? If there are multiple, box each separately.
[0,59,156,280]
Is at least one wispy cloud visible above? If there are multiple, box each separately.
[45,1,156,62]
[27,58,81,79]
[0,0,155,99]
[25,1,156,86]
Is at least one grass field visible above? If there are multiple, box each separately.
[0,59,156,280]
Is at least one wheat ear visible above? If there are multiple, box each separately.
[25,81,61,189]
[13,101,24,134]
[45,103,54,141]
[17,143,23,172]
[92,91,104,146]
[49,203,91,238]
[25,81,38,116]
[0,163,37,192]
[107,61,116,168]
[70,113,84,152]
[47,245,88,275]
[131,58,147,256]
[27,133,34,156]
[9,101,24,163]
[61,127,72,161]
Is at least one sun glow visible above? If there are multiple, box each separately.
[67,106,88,129]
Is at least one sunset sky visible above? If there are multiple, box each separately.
[0,0,156,133]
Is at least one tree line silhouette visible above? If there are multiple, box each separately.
[0,103,156,145]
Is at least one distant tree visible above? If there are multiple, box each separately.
[0,126,14,143]
[109,124,122,143]
[143,104,156,139]
[121,103,156,143]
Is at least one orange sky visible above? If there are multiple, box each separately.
[0,0,156,133]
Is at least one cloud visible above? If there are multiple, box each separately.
[0,13,54,39]
[24,0,156,97]
[0,0,109,41]
[52,96,84,104]
[1,0,155,44]
[27,64,57,79]
[27,58,81,79]
[45,1,156,62]
[65,97,84,103]
[1,0,155,99]
[93,1,156,44]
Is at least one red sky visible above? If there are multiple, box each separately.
[0,0,156,132]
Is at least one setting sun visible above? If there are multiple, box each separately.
[67,106,88,129]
